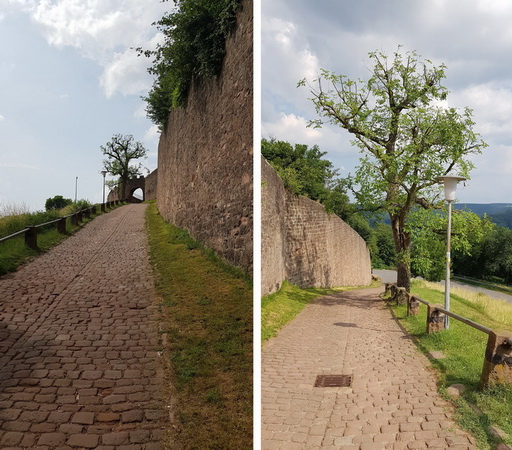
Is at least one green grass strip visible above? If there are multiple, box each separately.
[145,202,252,449]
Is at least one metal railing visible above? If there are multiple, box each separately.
[0,200,126,249]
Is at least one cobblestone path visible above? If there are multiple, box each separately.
[0,204,167,449]
[262,287,477,449]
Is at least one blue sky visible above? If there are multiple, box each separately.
[262,0,512,203]
[0,0,169,212]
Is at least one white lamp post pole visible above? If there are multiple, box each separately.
[437,175,466,329]
[101,170,107,204]
[75,176,78,204]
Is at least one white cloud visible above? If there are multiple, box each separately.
[100,49,152,98]
[10,0,169,98]
[144,124,160,145]
[0,115,4,121]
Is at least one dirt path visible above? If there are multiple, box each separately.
[0,204,167,449]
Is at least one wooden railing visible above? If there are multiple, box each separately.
[383,282,512,389]
[0,200,126,250]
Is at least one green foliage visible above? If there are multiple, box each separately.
[300,47,488,289]
[455,225,512,285]
[141,0,241,128]
[406,209,494,281]
[0,210,61,239]
[261,137,343,203]
[45,195,72,211]
[61,200,92,215]
[101,134,147,199]
[374,222,396,268]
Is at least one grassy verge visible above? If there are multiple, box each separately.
[262,280,380,342]
[453,275,512,296]
[0,203,123,275]
[145,202,252,449]
[390,280,512,448]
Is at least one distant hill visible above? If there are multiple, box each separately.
[454,203,512,228]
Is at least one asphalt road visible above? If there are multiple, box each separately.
[373,269,512,304]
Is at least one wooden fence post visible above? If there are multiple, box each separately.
[479,330,512,389]
[57,218,67,234]
[24,226,38,249]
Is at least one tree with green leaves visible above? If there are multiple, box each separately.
[140,0,241,128]
[406,209,494,281]
[261,137,344,204]
[101,134,147,200]
[45,195,72,211]
[300,48,487,291]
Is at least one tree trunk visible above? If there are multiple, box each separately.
[391,215,412,292]
[121,177,127,200]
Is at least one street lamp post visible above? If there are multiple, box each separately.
[437,175,466,329]
[101,170,107,204]
[75,176,78,204]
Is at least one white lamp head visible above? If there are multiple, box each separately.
[436,175,466,202]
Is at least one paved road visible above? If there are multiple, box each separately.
[0,204,167,449]
[373,269,512,303]
[262,287,477,449]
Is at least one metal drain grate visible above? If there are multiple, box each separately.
[314,374,352,388]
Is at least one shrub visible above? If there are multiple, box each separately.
[141,0,242,128]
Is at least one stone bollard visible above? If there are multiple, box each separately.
[24,226,38,249]
[408,295,421,316]
[479,330,512,389]
[57,217,67,234]
[427,304,446,334]
[395,287,409,305]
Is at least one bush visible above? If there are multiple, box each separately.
[141,0,242,128]
[45,195,73,211]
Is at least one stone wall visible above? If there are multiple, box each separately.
[156,0,253,272]
[262,158,372,295]
[145,169,158,201]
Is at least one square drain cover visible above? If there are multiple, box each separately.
[314,374,352,388]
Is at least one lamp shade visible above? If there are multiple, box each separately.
[437,175,466,202]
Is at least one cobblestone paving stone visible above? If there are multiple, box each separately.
[262,288,478,449]
[0,204,168,449]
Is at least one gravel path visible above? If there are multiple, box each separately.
[261,287,477,449]
[0,204,167,449]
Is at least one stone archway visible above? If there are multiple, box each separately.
[107,176,146,203]
[130,187,144,203]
